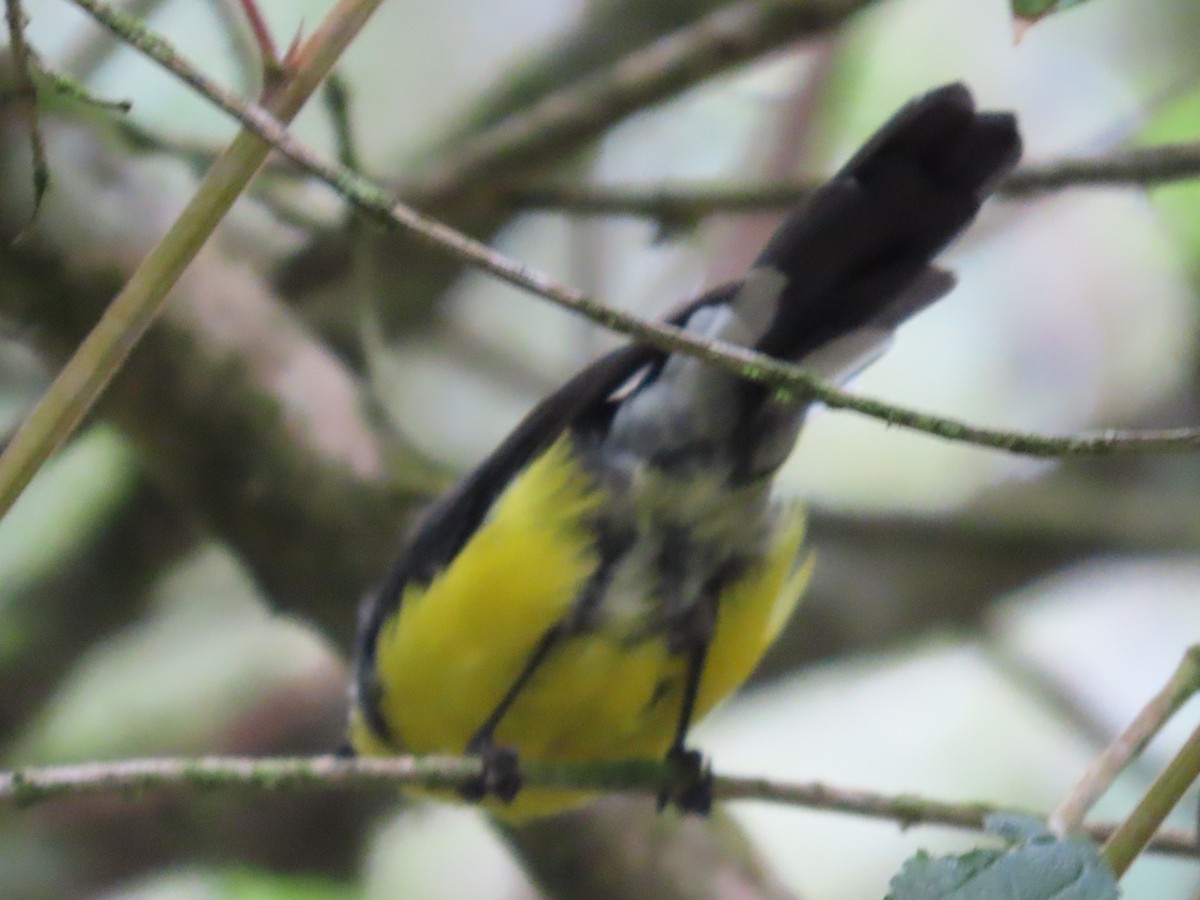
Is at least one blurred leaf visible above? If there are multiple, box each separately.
[887,815,1119,900]
[1011,0,1093,24]
[102,867,359,900]
[0,426,138,664]
[217,866,358,900]
[13,545,334,763]
[1141,84,1200,277]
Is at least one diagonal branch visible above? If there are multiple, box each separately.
[398,0,885,211]
[0,201,424,646]
[0,0,389,524]
[99,0,886,336]
[51,0,1200,460]
[1102,716,1200,876]
[1051,645,1200,836]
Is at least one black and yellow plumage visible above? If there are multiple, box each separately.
[349,84,1022,819]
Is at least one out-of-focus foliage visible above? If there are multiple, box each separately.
[1143,85,1200,281]
[14,545,337,764]
[102,867,359,900]
[1,0,1200,898]
[1011,0,1095,28]
[0,428,136,665]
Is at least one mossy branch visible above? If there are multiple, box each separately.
[0,753,1196,860]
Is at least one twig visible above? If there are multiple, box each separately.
[154,0,883,232]
[0,753,1196,859]
[207,0,262,94]
[1103,716,1200,876]
[1052,645,1200,836]
[27,53,132,113]
[398,0,882,209]
[0,0,386,522]
[253,0,884,316]
[97,128,1200,230]
[236,0,279,77]
[59,0,167,82]
[986,643,1121,753]
[508,142,1200,222]
[1006,142,1200,194]
[0,107,444,641]
[67,0,289,135]
[54,0,1200,461]
[513,180,814,220]
[4,0,48,217]
[714,774,1199,860]
[322,73,360,172]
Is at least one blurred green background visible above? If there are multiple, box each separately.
[2,0,1200,897]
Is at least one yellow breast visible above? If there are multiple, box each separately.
[352,437,810,819]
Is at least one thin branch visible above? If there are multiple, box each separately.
[4,0,48,217]
[508,142,1200,222]
[259,0,885,323]
[398,0,881,209]
[715,773,1199,860]
[1052,645,1200,836]
[59,0,167,82]
[1103,716,1200,876]
[0,0,386,523]
[57,0,1200,461]
[1006,142,1200,195]
[26,52,132,113]
[99,123,1200,230]
[513,180,814,220]
[236,0,279,78]
[0,216,422,646]
[322,73,360,172]
[207,0,263,94]
[67,0,296,138]
[0,753,1196,859]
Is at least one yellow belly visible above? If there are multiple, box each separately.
[352,438,810,819]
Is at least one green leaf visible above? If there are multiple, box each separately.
[1140,84,1200,275]
[1011,0,1093,24]
[218,866,359,900]
[887,816,1120,900]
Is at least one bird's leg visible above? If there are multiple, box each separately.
[658,596,717,815]
[461,623,567,804]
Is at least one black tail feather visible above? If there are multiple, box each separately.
[753,83,1021,361]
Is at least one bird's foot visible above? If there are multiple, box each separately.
[461,740,522,805]
[657,746,713,815]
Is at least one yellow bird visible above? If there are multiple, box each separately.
[348,83,1021,820]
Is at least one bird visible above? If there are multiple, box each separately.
[347,83,1022,820]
